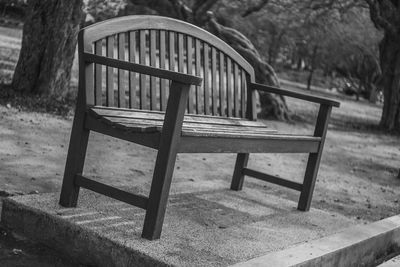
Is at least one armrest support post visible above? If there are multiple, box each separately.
[142,81,190,239]
[298,104,332,211]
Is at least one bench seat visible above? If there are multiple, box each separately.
[86,106,321,153]
[60,15,339,240]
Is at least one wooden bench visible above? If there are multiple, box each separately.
[59,15,340,240]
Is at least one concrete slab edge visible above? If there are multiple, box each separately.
[1,198,170,267]
[231,214,400,267]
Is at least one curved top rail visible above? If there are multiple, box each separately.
[81,15,255,79]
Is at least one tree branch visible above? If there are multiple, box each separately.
[241,0,270,17]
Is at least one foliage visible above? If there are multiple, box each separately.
[84,0,127,23]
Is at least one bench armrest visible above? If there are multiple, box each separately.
[250,82,340,107]
[83,53,203,86]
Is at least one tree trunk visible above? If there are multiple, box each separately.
[206,15,289,120]
[306,45,318,90]
[366,0,400,132]
[378,33,400,132]
[12,0,84,97]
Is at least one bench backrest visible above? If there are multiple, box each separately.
[79,15,256,119]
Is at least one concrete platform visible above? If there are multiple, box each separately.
[1,187,359,266]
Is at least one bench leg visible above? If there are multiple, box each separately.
[297,152,321,211]
[59,113,89,207]
[298,104,332,211]
[230,153,249,191]
[141,81,189,240]
[141,146,178,240]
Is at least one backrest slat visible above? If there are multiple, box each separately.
[139,30,147,109]
[187,36,194,113]
[118,33,126,108]
[159,30,167,111]
[178,33,184,74]
[128,31,137,109]
[241,70,246,117]
[211,47,218,115]
[149,30,157,110]
[169,31,175,72]
[203,43,210,115]
[82,16,256,119]
[195,39,202,114]
[234,63,240,117]
[226,57,233,117]
[94,40,102,105]
[219,51,225,116]
[106,36,114,106]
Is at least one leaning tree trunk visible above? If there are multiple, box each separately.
[378,33,400,132]
[12,0,84,97]
[206,15,289,120]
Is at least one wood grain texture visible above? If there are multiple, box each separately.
[226,57,232,117]
[142,81,191,240]
[106,36,114,106]
[195,39,202,114]
[118,33,126,108]
[150,30,157,110]
[298,104,332,211]
[212,47,218,115]
[203,43,210,115]
[187,36,194,113]
[84,53,202,86]
[139,30,147,109]
[219,52,226,116]
[251,83,340,107]
[82,15,254,79]
[234,63,240,117]
[94,40,102,105]
[159,30,167,111]
[128,31,137,109]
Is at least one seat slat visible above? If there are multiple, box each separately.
[93,117,316,140]
[98,117,275,134]
[89,106,268,127]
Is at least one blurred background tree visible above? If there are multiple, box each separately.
[4,0,399,131]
